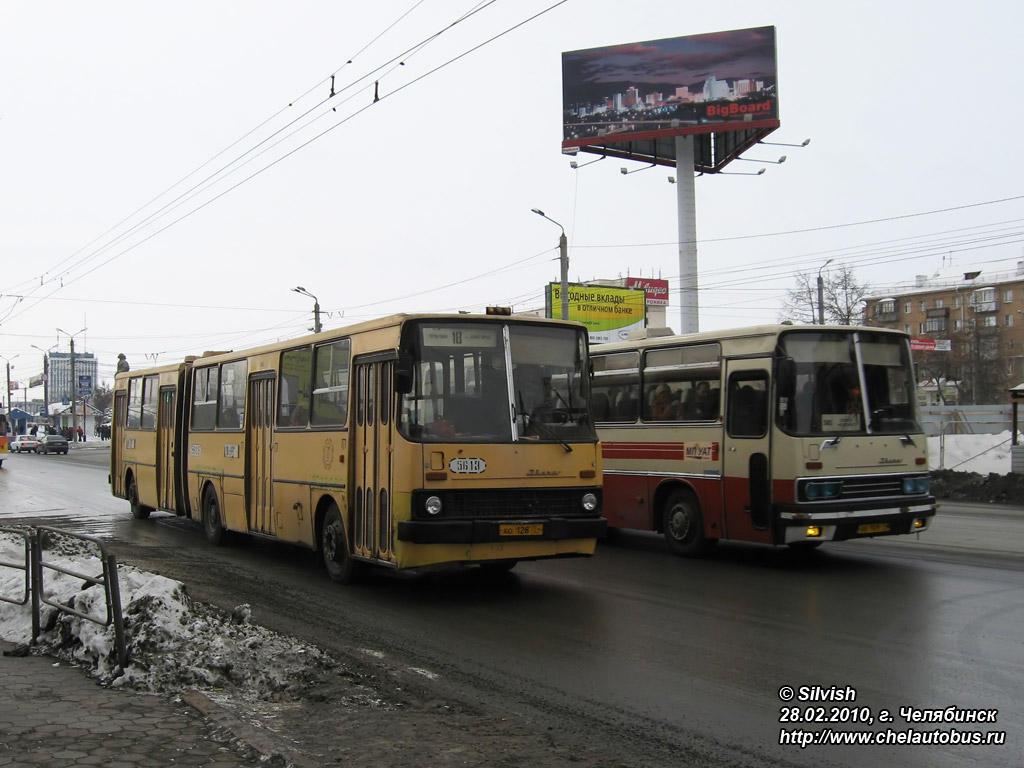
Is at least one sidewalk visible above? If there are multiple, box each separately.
[0,640,308,767]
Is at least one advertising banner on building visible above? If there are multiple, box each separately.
[546,283,646,343]
[910,339,951,352]
[624,277,670,306]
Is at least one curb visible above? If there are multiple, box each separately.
[180,690,321,768]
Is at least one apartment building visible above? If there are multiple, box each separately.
[863,265,1024,404]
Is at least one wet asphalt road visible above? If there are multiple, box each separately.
[2,447,1021,768]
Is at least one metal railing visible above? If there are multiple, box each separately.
[0,526,126,669]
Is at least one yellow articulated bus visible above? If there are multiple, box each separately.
[111,312,605,581]
[591,324,936,556]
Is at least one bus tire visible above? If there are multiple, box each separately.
[663,489,714,557]
[321,504,357,584]
[127,475,151,520]
[202,486,226,546]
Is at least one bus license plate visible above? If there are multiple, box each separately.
[500,524,543,537]
[857,523,890,534]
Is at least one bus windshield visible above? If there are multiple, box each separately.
[399,321,594,443]
[776,330,922,436]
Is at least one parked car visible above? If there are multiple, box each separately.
[10,435,41,453]
[37,434,69,455]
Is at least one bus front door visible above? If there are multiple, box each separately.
[247,374,275,536]
[353,358,395,563]
[722,361,774,545]
[157,387,176,511]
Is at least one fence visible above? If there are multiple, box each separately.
[919,405,1013,437]
[0,526,126,668]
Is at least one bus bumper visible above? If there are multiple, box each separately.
[775,496,936,542]
[397,517,608,544]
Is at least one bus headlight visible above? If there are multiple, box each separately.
[581,493,598,512]
[424,496,443,516]
[902,476,930,494]
[805,481,842,500]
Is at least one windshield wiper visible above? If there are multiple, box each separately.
[517,392,572,452]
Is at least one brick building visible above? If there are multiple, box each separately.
[862,265,1024,404]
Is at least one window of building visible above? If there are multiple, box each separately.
[934,298,944,309]
[918,300,926,312]
[903,324,911,335]
[876,298,896,316]
[982,315,997,328]
[924,317,946,333]
[1006,314,1015,327]
[953,296,961,309]
[1005,289,1014,303]
[953,319,962,332]
[904,301,912,314]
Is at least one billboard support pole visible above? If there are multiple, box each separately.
[675,135,699,334]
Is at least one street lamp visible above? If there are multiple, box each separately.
[736,154,786,164]
[531,209,569,320]
[716,167,766,176]
[817,259,834,325]
[0,354,17,415]
[758,138,811,148]
[619,163,656,175]
[292,287,322,333]
[30,344,58,418]
[56,327,87,440]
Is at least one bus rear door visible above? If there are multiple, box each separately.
[157,387,177,511]
[722,360,773,545]
[247,374,275,535]
[353,356,395,563]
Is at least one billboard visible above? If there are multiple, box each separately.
[546,283,646,343]
[624,277,670,306]
[562,26,779,170]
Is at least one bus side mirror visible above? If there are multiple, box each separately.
[776,357,795,396]
[395,354,414,394]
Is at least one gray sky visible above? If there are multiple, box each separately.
[3,0,1023,396]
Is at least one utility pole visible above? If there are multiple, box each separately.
[816,259,834,325]
[57,327,87,441]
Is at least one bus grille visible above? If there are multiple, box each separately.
[414,488,592,519]
[798,473,926,502]
[838,476,905,498]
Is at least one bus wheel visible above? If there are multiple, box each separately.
[127,476,151,520]
[202,486,226,546]
[321,505,356,584]
[663,489,713,557]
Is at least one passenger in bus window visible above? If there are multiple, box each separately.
[651,384,678,420]
[684,380,716,420]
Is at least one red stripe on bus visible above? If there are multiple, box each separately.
[602,442,687,461]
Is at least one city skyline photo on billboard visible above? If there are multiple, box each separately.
[562,26,778,151]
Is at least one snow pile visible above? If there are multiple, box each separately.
[928,431,1014,474]
[0,527,338,700]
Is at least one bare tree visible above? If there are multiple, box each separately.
[779,264,869,325]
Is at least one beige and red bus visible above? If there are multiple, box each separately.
[111,312,604,581]
[591,324,935,556]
